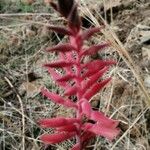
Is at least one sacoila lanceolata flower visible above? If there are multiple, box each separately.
[38,0,120,149]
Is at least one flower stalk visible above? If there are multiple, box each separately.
[38,0,120,149]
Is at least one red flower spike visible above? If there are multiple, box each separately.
[40,132,76,144]
[46,44,76,52]
[39,0,120,148]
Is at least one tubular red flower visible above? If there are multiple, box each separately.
[39,117,80,128]
[40,132,76,144]
[90,111,119,128]
[82,78,112,100]
[87,123,120,141]
[82,67,109,91]
[44,61,76,68]
[41,88,77,108]
[46,43,76,52]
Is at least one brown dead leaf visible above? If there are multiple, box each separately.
[19,81,41,98]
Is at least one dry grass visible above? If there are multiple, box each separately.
[0,0,150,150]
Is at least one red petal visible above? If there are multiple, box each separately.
[83,78,111,100]
[41,88,77,108]
[88,123,120,141]
[81,43,109,56]
[46,44,76,52]
[40,132,76,144]
[38,117,80,128]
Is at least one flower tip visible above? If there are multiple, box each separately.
[37,119,41,126]
[37,119,46,128]
[42,64,47,68]
[40,87,45,92]
[50,1,58,11]
[112,120,120,128]
[108,128,120,141]
[40,134,50,144]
